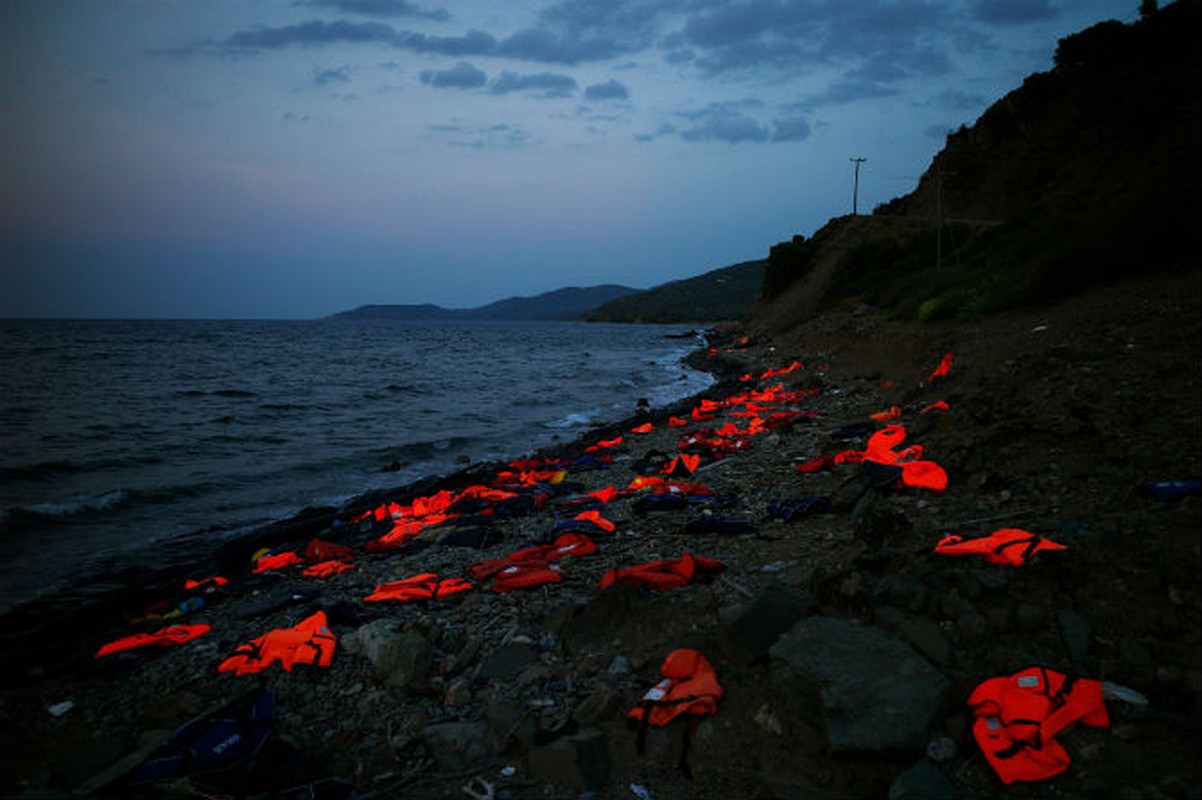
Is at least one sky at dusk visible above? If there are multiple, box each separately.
[1,0,1138,319]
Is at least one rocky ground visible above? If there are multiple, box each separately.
[1,268,1199,800]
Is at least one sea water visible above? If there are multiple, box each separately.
[0,318,712,614]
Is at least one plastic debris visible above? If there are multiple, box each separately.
[47,700,74,717]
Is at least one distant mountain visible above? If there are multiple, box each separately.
[328,284,638,321]
[584,260,767,323]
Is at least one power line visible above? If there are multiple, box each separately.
[850,157,867,215]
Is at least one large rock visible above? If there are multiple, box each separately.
[527,729,611,792]
[355,620,432,689]
[420,721,494,773]
[726,584,815,657]
[770,616,949,755]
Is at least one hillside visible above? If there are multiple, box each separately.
[328,284,637,321]
[753,0,1201,337]
[585,259,766,323]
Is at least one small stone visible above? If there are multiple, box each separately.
[754,703,783,735]
[443,678,473,708]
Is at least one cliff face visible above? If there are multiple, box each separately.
[752,0,1201,337]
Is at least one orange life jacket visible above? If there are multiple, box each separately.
[661,454,701,476]
[253,551,302,573]
[363,573,473,603]
[929,352,954,382]
[631,422,654,434]
[968,666,1109,784]
[599,553,724,591]
[95,624,211,659]
[218,611,336,675]
[935,528,1066,566]
[303,560,356,579]
[182,576,228,592]
[627,649,723,778]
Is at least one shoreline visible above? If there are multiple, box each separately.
[0,329,746,682]
[2,279,1199,799]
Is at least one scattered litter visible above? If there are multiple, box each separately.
[630,782,652,799]
[462,777,495,800]
[1031,324,1048,333]
[1102,681,1149,707]
[47,700,74,717]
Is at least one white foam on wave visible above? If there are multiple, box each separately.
[545,411,596,429]
[19,489,129,518]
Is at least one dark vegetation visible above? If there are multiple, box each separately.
[756,0,1200,329]
[583,259,766,323]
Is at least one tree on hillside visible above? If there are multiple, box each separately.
[1139,0,1158,20]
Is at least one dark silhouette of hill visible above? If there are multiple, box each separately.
[328,284,637,321]
[584,259,766,323]
[753,0,1201,335]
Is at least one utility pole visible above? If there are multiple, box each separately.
[850,157,867,215]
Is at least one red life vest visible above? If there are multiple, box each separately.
[491,562,563,593]
[363,573,473,603]
[968,666,1109,784]
[218,611,336,675]
[935,529,1066,566]
[95,624,211,659]
[599,553,724,591]
[303,537,354,564]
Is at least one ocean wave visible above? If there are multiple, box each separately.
[545,411,596,429]
[10,489,130,519]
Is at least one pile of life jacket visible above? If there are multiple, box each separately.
[968,666,1109,784]
[835,424,948,492]
[362,573,473,603]
[468,532,598,592]
[599,553,724,591]
[627,649,723,778]
[218,611,337,675]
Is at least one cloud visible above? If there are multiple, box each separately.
[488,71,578,98]
[427,121,536,148]
[313,65,352,85]
[584,79,629,101]
[793,79,900,110]
[772,115,811,142]
[676,0,966,96]
[224,19,402,49]
[972,0,1057,25]
[676,101,769,144]
[934,88,985,111]
[298,0,450,21]
[420,61,487,89]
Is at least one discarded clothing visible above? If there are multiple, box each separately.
[683,515,755,535]
[95,624,211,659]
[599,553,724,591]
[968,666,1109,784]
[766,495,831,521]
[218,611,336,675]
[935,528,1066,566]
[125,688,274,787]
[363,573,473,603]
